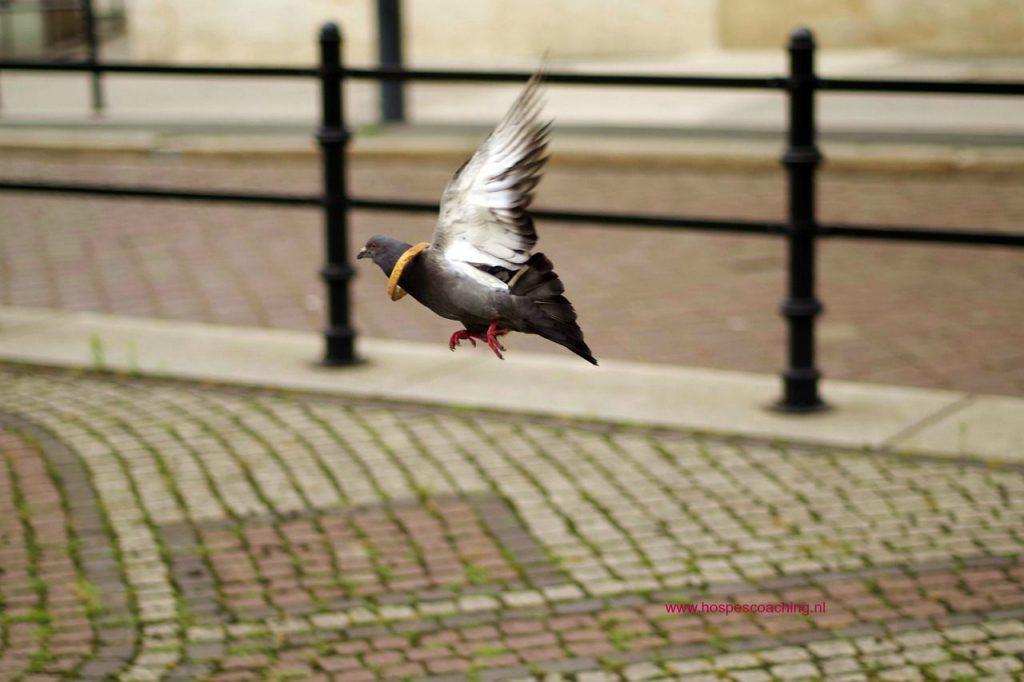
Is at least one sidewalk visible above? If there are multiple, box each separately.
[1,306,1021,463]
[0,308,1023,680]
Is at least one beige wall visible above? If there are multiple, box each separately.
[125,0,717,64]
[124,0,1024,64]
[403,0,717,61]
[720,0,1024,54]
[125,0,374,64]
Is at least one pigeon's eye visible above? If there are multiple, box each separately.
[369,241,378,249]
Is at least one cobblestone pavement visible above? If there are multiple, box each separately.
[1,365,1023,680]
[1,151,1023,395]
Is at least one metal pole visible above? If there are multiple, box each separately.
[317,22,358,365]
[82,0,103,114]
[0,1,9,112]
[376,0,405,122]
[776,27,826,412]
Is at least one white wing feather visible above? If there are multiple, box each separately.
[430,72,550,287]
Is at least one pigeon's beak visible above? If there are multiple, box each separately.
[356,248,370,260]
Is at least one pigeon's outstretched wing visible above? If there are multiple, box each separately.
[430,73,550,289]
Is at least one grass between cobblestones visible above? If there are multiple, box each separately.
[0,363,1022,681]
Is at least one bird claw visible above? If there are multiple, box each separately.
[448,329,478,351]
[449,323,508,359]
[485,321,509,360]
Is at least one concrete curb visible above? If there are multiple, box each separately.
[1,306,1020,462]
[3,125,1024,174]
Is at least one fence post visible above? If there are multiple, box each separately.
[777,27,826,412]
[317,22,358,365]
[82,0,104,114]
[377,0,406,123]
[0,2,7,112]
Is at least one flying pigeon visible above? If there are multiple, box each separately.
[357,74,597,365]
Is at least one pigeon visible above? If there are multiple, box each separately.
[357,73,597,365]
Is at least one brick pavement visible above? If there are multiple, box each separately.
[0,364,1023,680]
[0,150,1022,396]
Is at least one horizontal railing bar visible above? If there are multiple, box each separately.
[0,60,783,88]
[334,198,1024,247]
[0,180,322,206]
[819,223,1024,247]
[4,60,1024,96]
[351,197,1024,245]
[0,60,318,78]
[818,77,1024,96]
[349,197,788,234]
[1,182,1020,247]
[345,67,787,89]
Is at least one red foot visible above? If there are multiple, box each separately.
[448,329,479,351]
[485,320,510,360]
[449,322,509,358]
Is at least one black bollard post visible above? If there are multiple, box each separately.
[317,23,358,365]
[776,27,826,412]
[82,0,104,114]
[377,0,406,123]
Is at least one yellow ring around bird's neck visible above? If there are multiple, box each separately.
[386,242,430,301]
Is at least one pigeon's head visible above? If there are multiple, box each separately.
[357,235,412,276]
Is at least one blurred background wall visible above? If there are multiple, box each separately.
[720,0,1024,54]
[121,0,1024,64]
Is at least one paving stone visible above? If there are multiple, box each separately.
[309,613,350,630]
[854,636,900,655]
[759,647,811,664]
[543,584,586,602]
[894,631,944,648]
[770,662,820,680]
[459,595,501,612]
[822,657,860,675]
[807,639,857,658]
[713,653,761,670]
[902,646,949,665]
[976,655,1023,674]
[480,667,533,681]
[576,672,617,682]
[990,636,1024,654]
[317,655,360,673]
[941,624,988,643]
[664,659,712,675]
[165,664,211,680]
[930,662,982,680]
[420,600,459,616]
[728,670,772,682]
[622,662,664,680]
[983,620,1024,636]
[538,657,600,674]
[78,660,127,679]
[876,667,924,682]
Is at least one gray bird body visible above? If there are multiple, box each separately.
[366,239,529,330]
[359,74,597,365]
[405,253,507,329]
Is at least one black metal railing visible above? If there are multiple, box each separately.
[1,22,1022,410]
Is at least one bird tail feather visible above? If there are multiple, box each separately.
[512,253,598,365]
